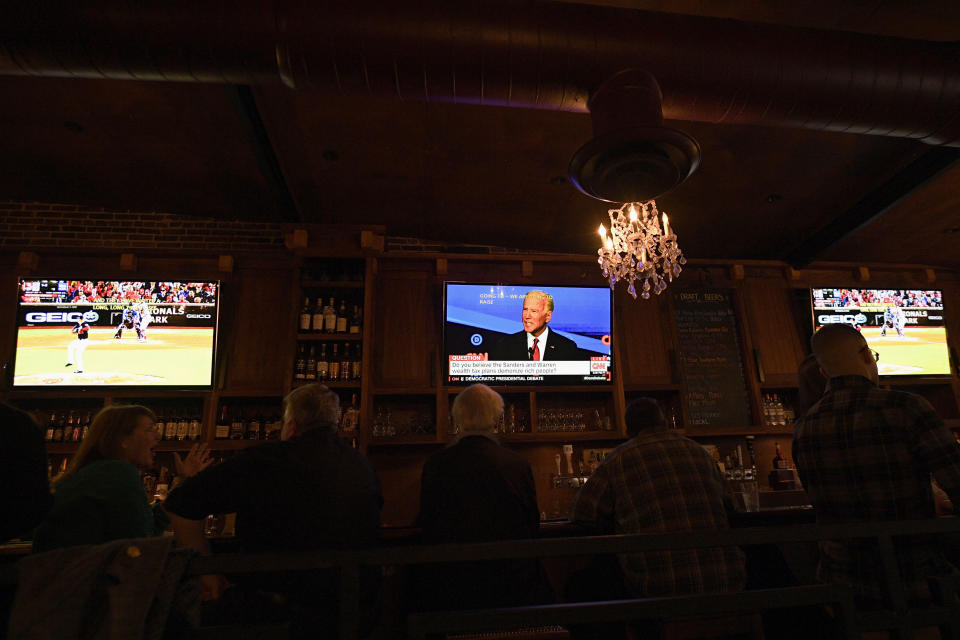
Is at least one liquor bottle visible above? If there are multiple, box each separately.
[155,412,166,441]
[339,344,351,381]
[772,441,785,469]
[305,345,317,380]
[317,343,329,381]
[299,297,312,332]
[349,304,362,334]
[215,405,230,439]
[230,410,246,440]
[340,394,360,434]
[67,411,80,442]
[328,343,341,381]
[164,410,179,440]
[80,412,91,441]
[45,413,56,441]
[340,343,351,381]
[188,413,202,441]
[52,413,64,442]
[336,299,348,333]
[264,414,281,440]
[294,344,307,380]
[352,343,362,381]
[176,411,190,441]
[323,297,337,333]
[311,297,324,332]
[247,412,263,440]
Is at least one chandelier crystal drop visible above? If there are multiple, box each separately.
[596,200,686,299]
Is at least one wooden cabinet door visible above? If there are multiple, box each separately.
[741,279,807,385]
[372,266,437,389]
[221,264,293,392]
[615,288,674,386]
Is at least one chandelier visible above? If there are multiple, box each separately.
[597,200,685,299]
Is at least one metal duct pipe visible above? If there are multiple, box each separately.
[4,1,960,145]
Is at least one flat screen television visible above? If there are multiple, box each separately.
[12,279,220,387]
[811,287,950,377]
[444,283,612,385]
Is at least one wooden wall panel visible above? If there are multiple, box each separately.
[615,289,674,385]
[741,279,807,385]
[221,263,293,392]
[372,266,438,389]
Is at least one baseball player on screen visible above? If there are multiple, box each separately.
[66,311,95,373]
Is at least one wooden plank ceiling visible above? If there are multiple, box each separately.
[0,1,958,267]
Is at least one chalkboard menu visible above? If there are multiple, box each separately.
[673,289,752,428]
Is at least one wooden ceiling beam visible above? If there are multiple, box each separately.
[783,147,960,268]
[227,85,301,223]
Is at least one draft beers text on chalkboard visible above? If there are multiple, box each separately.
[673,290,752,428]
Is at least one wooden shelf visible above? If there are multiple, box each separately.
[300,279,363,289]
[46,442,79,453]
[623,383,681,392]
[208,439,268,450]
[295,333,363,341]
[215,390,284,398]
[292,380,361,389]
[684,426,794,437]
[369,435,442,446]
[374,387,436,396]
[503,431,623,443]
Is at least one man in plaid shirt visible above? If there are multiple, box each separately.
[794,324,960,607]
[570,398,745,598]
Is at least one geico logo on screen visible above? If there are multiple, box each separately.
[186,313,211,319]
[818,314,867,325]
[25,311,100,323]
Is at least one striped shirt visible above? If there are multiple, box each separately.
[793,375,960,606]
[570,427,745,597]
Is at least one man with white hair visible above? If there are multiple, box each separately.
[412,383,551,611]
[166,383,382,637]
[794,323,960,608]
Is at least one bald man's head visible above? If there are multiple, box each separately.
[810,324,878,383]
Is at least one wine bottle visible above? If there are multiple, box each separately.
[311,297,324,332]
[305,345,317,380]
[247,412,263,440]
[336,299,348,333]
[328,343,340,381]
[215,405,230,439]
[317,343,329,380]
[188,413,202,440]
[323,297,337,333]
[772,441,785,469]
[299,297,312,332]
[294,344,307,380]
[349,304,362,334]
[230,410,246,440]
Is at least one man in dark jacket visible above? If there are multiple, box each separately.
[166,384,382,638]
[413,383,552,611]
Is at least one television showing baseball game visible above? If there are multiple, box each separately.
[811,288,951,377]
[444,283,613,386]
[12,279,220,387]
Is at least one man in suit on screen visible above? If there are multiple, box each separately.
[490,290,581,361]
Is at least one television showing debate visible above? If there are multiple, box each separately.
[811,287,950,377]
[12,279,220,387]
[444,283,612,385]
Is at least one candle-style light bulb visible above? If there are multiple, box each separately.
[628,205,638,222]
[662,213,670,236]
[598,224,606,238]
[604,236,614,250]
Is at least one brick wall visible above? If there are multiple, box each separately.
[0,201,286,251]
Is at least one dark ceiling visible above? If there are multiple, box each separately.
[2,1,960,267]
